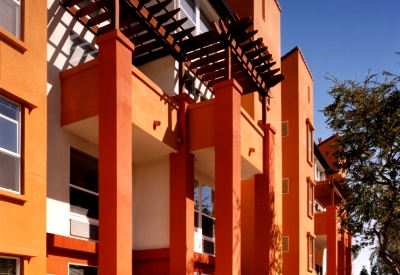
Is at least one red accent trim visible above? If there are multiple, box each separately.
[194,252,215,266]
[46,233,98,254]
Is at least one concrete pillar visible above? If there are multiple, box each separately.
[214,79,242,275]
[170,93,195,275]
[254,124,276,275]
[327,205,339,275]
[97,30,134,275]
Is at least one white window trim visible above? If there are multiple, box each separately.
[0,255,20,275]
[0,95,21,194]
[194,179,215,255]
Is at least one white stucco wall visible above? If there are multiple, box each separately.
[133,157,170,250]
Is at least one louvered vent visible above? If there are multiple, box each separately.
[70,219,98,241]
[282,236,289,252]
[282,178,289,194]
[282,121,289,137]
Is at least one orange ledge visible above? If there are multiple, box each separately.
[47,233,98,254]
[0,189,27,203]
[0,27,27,52]
[194,252,215,266]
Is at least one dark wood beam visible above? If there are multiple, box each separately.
[249,54,272,67]
[63,0,85,8]
[203,69,226,81]
[189,51,225,69]
[88,10,112,27]
[133,48,169,65]
[195,60,225,76]
[264,74,285,88]
[245,46,268,59]
[224,46,231,79]
[260,68,280,79]
[78,0,108,17]
[255,61,276,73]
[186,42,224,61]
[156,8,180,24]
[121,22,145,37]
[180,30,220,52]
[134,40,163,56]
[147,0,172,15]
[164,18,187,32]
[234,30,258,44]
[131,32,154,45]
[172,27,195,41]
[239,38,263,52]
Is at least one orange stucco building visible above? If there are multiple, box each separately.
[0,0,351,274]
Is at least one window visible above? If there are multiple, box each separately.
[307,232,315,272]
[69,32,98,68]
[194,179,215,255]
[0,0,21,39]
[282,178,289,194]
[69,264,98,275]
[179,0,214,35]
[314,162,326,182]
[0,96,21,193]
[306,118,314,164]
[0,256,19,275]
[282,236,289,252]
[282,121,288,137]
[307,177,315,218]
[70,148,99,240]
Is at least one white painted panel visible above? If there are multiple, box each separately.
[133,157,170,249]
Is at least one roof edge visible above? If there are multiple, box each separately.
[281,46,314,81]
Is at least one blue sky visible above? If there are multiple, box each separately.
[279,1,400,274]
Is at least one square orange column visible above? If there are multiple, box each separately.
[97,30,134,275]
[170,93,195,275]
[338,231,346,275]
[214,79,243,275]
[327,205,339,275]
[254,123,276,275]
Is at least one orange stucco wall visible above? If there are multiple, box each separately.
[60,60,179,151]
[281,48,315,275]
[0,0,47,274]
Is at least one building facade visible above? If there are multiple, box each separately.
[0,0,351,274]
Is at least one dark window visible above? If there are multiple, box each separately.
[69,264,98,275]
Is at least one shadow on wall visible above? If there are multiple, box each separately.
[46,0,97,203]
[270,188,283,274]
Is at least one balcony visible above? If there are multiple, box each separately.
[60,58,264,177]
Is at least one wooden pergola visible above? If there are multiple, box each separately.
[61,0,285,122]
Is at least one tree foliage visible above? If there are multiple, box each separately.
[360,266,369,275]
[322,71,400,274]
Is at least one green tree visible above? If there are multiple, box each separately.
[360,266,369,275]
[322,71,400,274]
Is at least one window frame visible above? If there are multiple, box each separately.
[0,255,20,275]
[177,0,218,36]
[68,263,98,275]
[0,94,21,194]
[306,118,314,166]
[307,177,315,219]
[194,179,215,255]
[307,232,315,272]
[69,147,99,240]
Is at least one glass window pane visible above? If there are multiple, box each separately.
[70,32,98,67]
[203,239,214,255]
[0,0,20,39]
[194,180,199,210]
[202,215,214,238]
[0,117,18,153]
[202,185,214,217]
[70,187,99,219]
[0,257,18,275]
[199,10,211,33]
[69,264,98,275]
[0,97,19,121]
[70,148,98,193]
[194,211,199,228]
[0,151,19,192]
[180,0,195,22]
